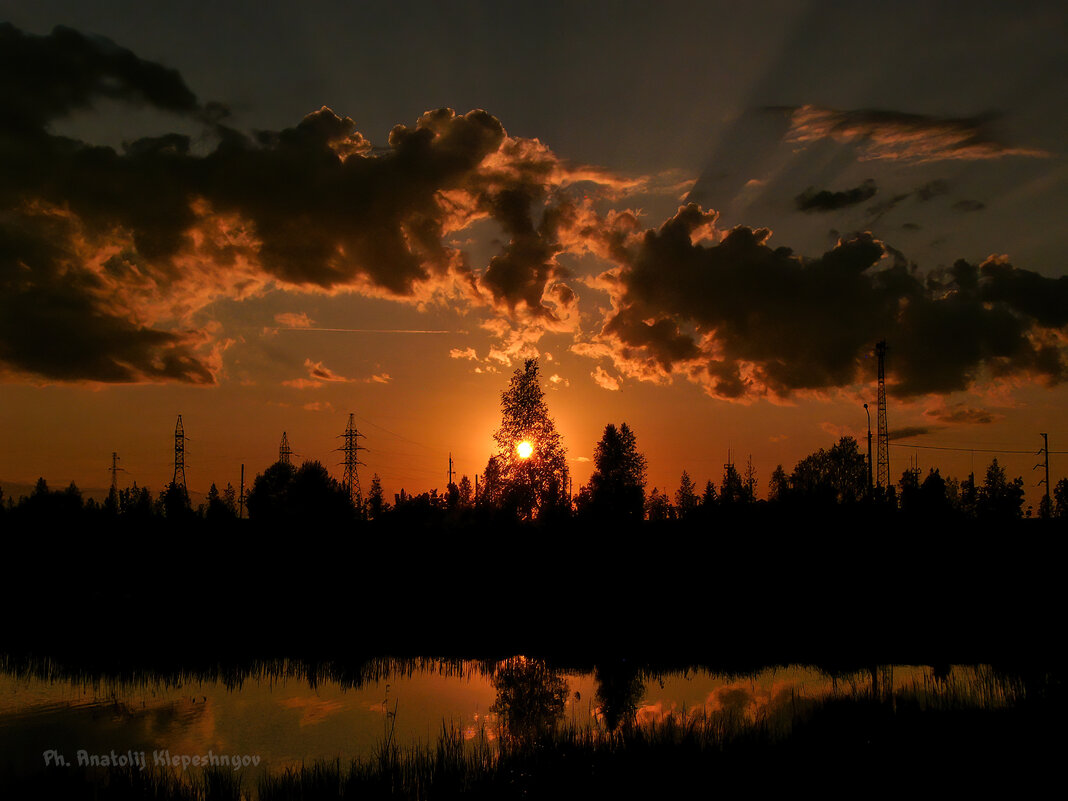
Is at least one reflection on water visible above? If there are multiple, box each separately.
[0,657,1023,787]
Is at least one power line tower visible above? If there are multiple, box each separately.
[279,431,293,466]
[109,451,126,495]
[108,451,127,510]
[338,413,367,510]
[173,414,187,491]
[876,341,890,489]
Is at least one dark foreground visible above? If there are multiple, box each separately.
[2,509,1064,800]
[3,512,1064,669]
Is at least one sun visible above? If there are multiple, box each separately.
[516,440,534,459]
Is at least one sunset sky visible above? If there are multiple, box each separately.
[1,1,1066,507]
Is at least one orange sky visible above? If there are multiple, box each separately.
[1,4,1066,510]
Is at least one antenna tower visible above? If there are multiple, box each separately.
[279,431,293,465]
[338,413,367,509]
[173,414,187,491]
[876,341,890,488]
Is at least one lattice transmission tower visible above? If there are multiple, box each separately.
[173,414,187,491]
[109,451,126,496]
[279,431,293,465]
[338,413,367,509]
[876,341,890,488]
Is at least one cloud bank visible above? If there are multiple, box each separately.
[1,24,1065,405]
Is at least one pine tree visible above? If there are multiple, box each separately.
[587,422,647,522]
[491,359,569,520]
[368,473,386,519]
[701,479,717,509]
[768,465,789,503]
[457,475,473,507]
[675,470,698,518]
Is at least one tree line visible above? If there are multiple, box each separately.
[2,359,1065,528]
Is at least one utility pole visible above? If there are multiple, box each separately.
[239,463,245,519]
[338,413,367,511]
[876,341,890,489]
[1036,433,1051,518]
[448,452,454,486]
[173,414,187,491]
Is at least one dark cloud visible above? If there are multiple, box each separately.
[1,24,1065,398]
[0,23,201,134]
[0,24,616,384]
[925,404,1002,426]
[952,199,986,212]
[581,204,1068,399]
[915,180,950,201]
[795,179,877,212]
[865,193,911,226]
[890,426,935,440]
[978,259,1068,329]
[785,104,1048,162]
[0,211,214,384]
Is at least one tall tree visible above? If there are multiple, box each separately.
[491,359,569,520]
[768,465,790,503]
[743,456,757,503]
[587,422,647,522]
[675,470,698,518]
[1053,478,1068,519]
[720,462,745,505]
[367,473,386,519]
[790,437,868,505]
[457,475,473,507]
[977,459,1025,520]
[701,479,718,510]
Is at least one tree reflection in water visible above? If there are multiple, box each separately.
[594,661,646,732]
[490,656,569,746]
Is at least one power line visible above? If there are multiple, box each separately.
[891,441,1068,455]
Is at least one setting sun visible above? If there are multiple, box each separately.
[516,441,534,460]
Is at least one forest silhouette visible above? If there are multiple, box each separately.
[1,358,1064,670]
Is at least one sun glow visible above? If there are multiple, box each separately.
[516,440,534,459]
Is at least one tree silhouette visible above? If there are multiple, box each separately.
[491,358,569,520]
[247,461,296,522]
[457,475,473,507]
[743,456,757,503]
[247,460,353,523]
[898,468,922,514]
[957,472,979,517]
[1053,478,1068,519]
[768,465,789,503]
[790,437,868,505]
[701,479,717,509]
[161,481,192,521]
[675,470,698,519]
[720,462,745,505]
[367,473,386,519]
[490,657,569,746]
[205,482,235,522]
[645,487,673,521]
[594,661,646,732]
[586,422,647,522]
[918,468,951,517]
[977,459,1024,520]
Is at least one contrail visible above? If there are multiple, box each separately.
[269,327,451,334]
